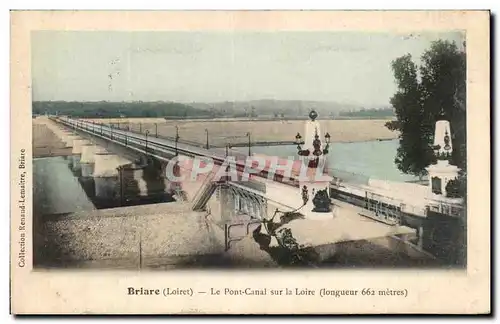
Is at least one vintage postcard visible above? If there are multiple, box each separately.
[10,10,490,314]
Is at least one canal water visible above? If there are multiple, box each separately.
[33,156,175,215]
[250,139,418,183]
[33,156,95,216]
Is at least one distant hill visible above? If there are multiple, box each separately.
[32,101,213,118]
[188,99,364,118]
[32,100,392,119]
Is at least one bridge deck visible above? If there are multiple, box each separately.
[283,203,415,248]
[55,117,436,220]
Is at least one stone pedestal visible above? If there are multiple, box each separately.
[299,179,334,220]
[426,160,460,197]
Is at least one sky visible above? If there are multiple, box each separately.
[31,31,465,106]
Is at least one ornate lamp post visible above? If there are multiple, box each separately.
[295,110,331,167]
[291,109,334,218]
[426,108,460,198]
[432,129,452,160]
[295,132,305,151]
[175,125,179,156]
[295,131,330,156]
[246,132,252,156]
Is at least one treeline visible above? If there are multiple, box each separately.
[32,100,396,120]
[32,101,218,118]
[338,107,395,118]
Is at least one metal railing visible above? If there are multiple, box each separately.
[55,117,465,220]
[56,117,303,187]
[191,172,219,211]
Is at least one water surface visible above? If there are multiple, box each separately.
[250,139,417,183]
[33,156,95,216]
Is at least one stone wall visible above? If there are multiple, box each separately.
[35,203,225,268]
[35,202,279,269]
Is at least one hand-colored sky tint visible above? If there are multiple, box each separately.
[32,31,464,106]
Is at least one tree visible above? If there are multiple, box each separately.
[251,210,318,266]
[420,40,467,171]
[250,106,258,118]
[386,40,466,178]
[386,54,433,179]
[445,173,467,199]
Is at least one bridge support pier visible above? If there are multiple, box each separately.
[62,133,78,147]
[70,138,90,175]
[80,144,101,178]
[421,211,466,266]
[117,162,173,205]
[417,226,424,249]
[119,165,150,198]
[48,125,69,140]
